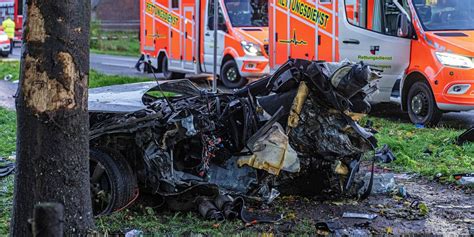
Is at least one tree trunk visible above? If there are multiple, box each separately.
[11,0,93,235]
[32,203,64,237]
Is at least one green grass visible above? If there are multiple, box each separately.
[0,176,13,236]
[0,108,15,235]
[95,203,317,235]
[90,31,140,57]
[96,209,246,235]
[0,61,20,81]
[0,109,15,158]
[370,117,474,178]
[89,70,151,88]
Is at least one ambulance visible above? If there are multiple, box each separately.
[140,0,270,88]
[269,0,474,125]
[0,0,23,43]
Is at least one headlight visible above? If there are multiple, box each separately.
[435,52,474,69]
[0,34,8,41]
[241,41,262,56]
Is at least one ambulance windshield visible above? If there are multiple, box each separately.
[224,0,268,27]
[413,0,474,31]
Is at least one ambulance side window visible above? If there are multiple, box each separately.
[172,0,179,9]
[207,0,227,32]
[345,0,410,37]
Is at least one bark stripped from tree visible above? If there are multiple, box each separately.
[11,0,93,235]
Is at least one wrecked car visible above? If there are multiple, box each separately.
[88,59,380,219]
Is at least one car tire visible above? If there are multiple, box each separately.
[161,56,185,80]
[89,148,138,216]
[1,53,8,58]
[220,60,248,88]
[407,81,442,126]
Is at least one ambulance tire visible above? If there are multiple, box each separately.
[407,81,442,127]
[221,60,248,88]
[1,52,8,58]
[162,56,185,80]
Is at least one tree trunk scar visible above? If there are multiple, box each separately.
[26,2,46,43]
[22,53,78,113]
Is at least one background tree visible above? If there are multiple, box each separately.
[10,0,94,235]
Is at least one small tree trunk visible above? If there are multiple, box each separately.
[32,203,64,237]
[11,0,94,235]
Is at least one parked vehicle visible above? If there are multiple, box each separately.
[0,31,10,57]
[0,0,23,44]
[140,0,270,88]
[269,0,474,125]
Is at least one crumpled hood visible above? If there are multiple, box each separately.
[233,27,269,45]
[426,31,474,55]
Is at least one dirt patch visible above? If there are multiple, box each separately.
[267,169,473,235]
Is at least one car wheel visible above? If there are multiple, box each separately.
[407,81,442,126]
[89,148,138,216]
[161,56,185,80]
[220,60,248,88]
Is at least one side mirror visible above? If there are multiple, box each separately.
[218,22,227,32]
[208,16,227,32]
[397,13,411,38]
[208,16,215,30]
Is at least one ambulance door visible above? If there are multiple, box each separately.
[142,0,156,53]
[169,0,182,68]
[203,0,225,73]
[182,6,197,72]
[339,0,411,102]
[269,0,289,69]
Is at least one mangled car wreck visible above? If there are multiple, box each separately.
[88,59,380,221]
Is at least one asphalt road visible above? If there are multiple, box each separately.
[2,47,473,128]
[8,47,149,77]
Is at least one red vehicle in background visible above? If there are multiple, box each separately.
[0,0,23,43]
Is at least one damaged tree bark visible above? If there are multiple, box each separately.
[11,0,93,235]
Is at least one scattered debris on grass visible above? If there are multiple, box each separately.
[342,212,378,220]
[457,127,474,145]
[0,159,14,177]
[375,144,396,163]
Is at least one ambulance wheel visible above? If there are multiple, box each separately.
[162,56,185,80]
[221,60,248,88]
[407,81,442,127]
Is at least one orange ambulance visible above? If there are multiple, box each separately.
[269,0,474,125]
[140,0,270,88]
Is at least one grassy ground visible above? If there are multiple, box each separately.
[90,31,140,57]
[89,70,151,88]
[95,205,316,235]
[0,108,15,235]
[0,62,20,82]
[370,117,473,179]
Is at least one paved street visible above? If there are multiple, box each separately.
[8,47,149,77]
[1,47,473,128]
